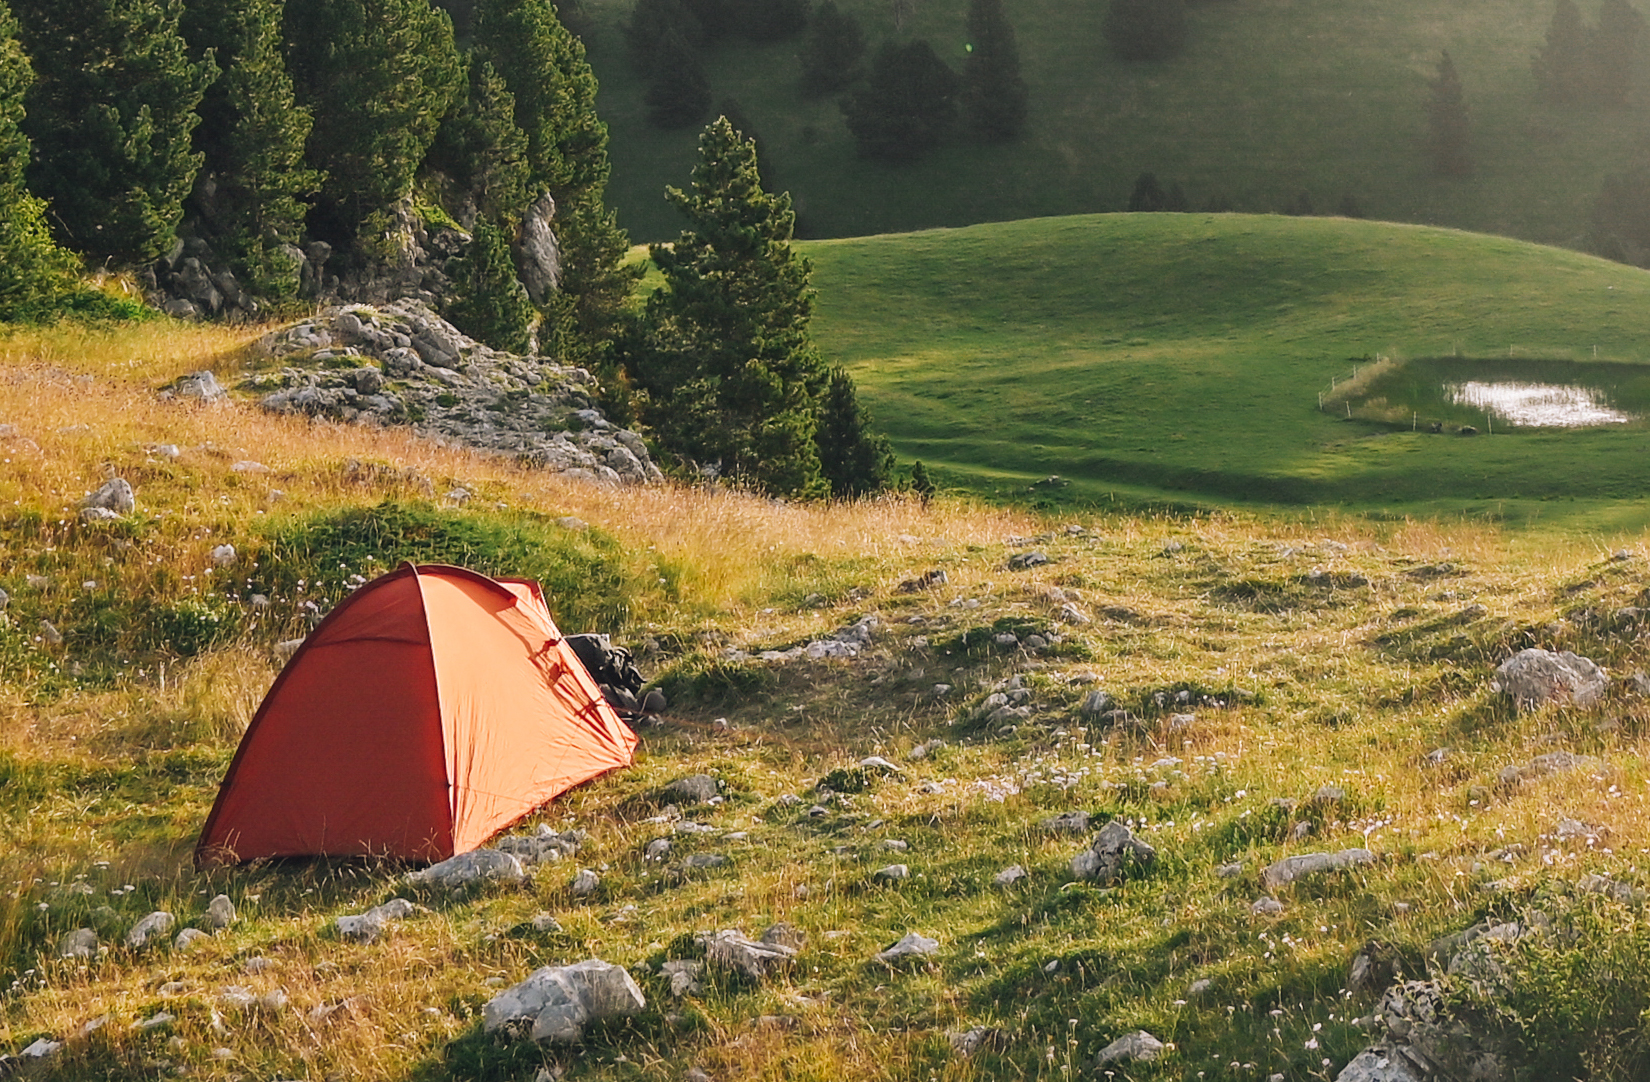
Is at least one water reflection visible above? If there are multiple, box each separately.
[1443,381,1635,427]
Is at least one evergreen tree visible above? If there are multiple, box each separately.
[1426,51,1472,177]
[446,214,535,351]
[183,0,319,297]
[427,57,531,223]
[961,0,1028,142]
[284,0,463,233]
[1102,0,1188,62]
[0,1,78,320]
[733,0,809,44]
[644,30,713,129]
[841,40,959,164]
[625,0,703,70]
[631,117,828,497]
[816,366,893,497]
[909,460,936,503]
[1534,0,1588,103]
[1589,0,1644,106]
[799,1,866,97]
[1127,171,1166,210]
[12,0,214,264]
[473,0,638,361]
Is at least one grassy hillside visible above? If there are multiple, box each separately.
[582,0,1649,247]
[802,212,1650,523]
[3,319,1650,1078]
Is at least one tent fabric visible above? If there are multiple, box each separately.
[196,563,637,864]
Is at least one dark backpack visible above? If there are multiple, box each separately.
[565,633,645,711]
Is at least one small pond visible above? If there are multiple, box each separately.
[1332,357,1650,431]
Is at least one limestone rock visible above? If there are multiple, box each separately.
[1041,810,1091,834]
[948,1025,1002,1057]
[1262,848,1375,890]
[702,929,796,980]
[760,922,807,951]
[205,894,236,931]
[165,371,228,403]
[58,928,97,959]
[662,774,720,804]
[660,959,703,997]
[994,864,1028,887]
[571,868,601,896]
[483,958,646,1044]
[79,478,135,516]
[336,898,416,944]
[1070,821,1157,883]
[1094,1030,1164,1066]
[405,848,525,892]
[174,928,211,952]
[496,829,581,865]
[875,932,940,963]
[126,911,174,950]
[1491,648,1606,711]
[872,863,909,883]
[516,192,562,302]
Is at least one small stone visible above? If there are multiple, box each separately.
[58,928,96,958]
[872,863,910,883]
[662,774,721,804]
[133,1012,174,1032]
[1007,551,1050,570]
[126,911,175,950]
[405,848,526,892]
[205,894,236,930]
[174,928,211,952]
[994,864,1028,887]
[571,869,600,896]
[336,898,416,944]
[882,839,909,852]
[79,478,136,515]
[19,1038,61,1060]
[1041,810,1091,834]
[1093,1030,1164,1066]
[875,932,939,963]
[760,922,807,951]
[703,929,797,980]
[947,1025,1002,1057]
[1217,862,1244,879]
[1251,896,1285,916]
[661,959,704,997]
[1261,848,1375,890]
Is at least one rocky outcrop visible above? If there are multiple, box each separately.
[483,958,646,1044]
[246,301,662,484]
[1491,649,1606,711]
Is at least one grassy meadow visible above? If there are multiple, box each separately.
[2,315,1650,1078]
[800,212,1650,524]
[581,0,1650,247]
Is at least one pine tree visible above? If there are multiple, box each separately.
[1128,171,1166,210]
[13,0,214,264]
[0,1,78,320]
[631,117,828,497]
[1589,0,1644,106]
[909,460,936,503]
[800,1,866,97]
[284,0,463,233]
[183,0,320,297]
[1534,0,1588,103]
[446,214,535,352]
[473,0,639,360]
[841,40,959,164]
[816,366,893,498]
[427,57,531,224]
[625,0,703,70]
[644,30,713,129]
[961,0,1028,142]
[1102,0,1188,62]
[1426,51,1471,177]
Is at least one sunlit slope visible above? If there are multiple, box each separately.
[804,213,1650,512]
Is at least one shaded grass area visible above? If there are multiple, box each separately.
[803,213,1650,520]
[582,0,1644,249]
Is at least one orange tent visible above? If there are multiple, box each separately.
[196,563,638,865]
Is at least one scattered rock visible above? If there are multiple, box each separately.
[126,911,175,951]
[875,932,939,963]
[1070,821,1157,883]
[908,738,946,760]
[760,922,807,951]
[335,898,416,944]
[496,828,582,865]
[1007,551,1050,571]
[1496,751,1599,788]
[133,1012,174,1032]
[994,864,1028,887]
[1216,861,1245,879]
[1262,848,1375,890]
[1578,872,1644,904]
[174,928,211,952]
[702,929,796,981]
[1040,810,1091,834]
[897,569,948,593]
[79,478,135,516]
[204,894,236,931]
[164,371,228,403]
[58,928,96,959]
[405,848,525,892]
[661,774,721,805]
[872,864,910,883]
[571,869,601,896]
[948,1025,1002,1057]
[1491,648,1607,711]
[482,958,647,1043]
[1251,896,1285,916]
[18,1037,61,1061]
[1094,1030,1164,1066]
[660,959,703,997]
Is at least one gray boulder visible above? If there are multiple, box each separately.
[660,959,703,997]
[205,894,236,931]
[58,928,97,959]
[662,774,721,804]
[1491,648,1606,711]
[166,371,228,403]
[1262,848,1375,890]
[1070,821,1157,883]
[1332,981,1511,1082]
[516,192,562,302]
[483,958,645,1044]
[405,848,525,892]
[174,928,211,952]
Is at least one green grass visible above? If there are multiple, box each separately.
[799,212,1650,521]
[581,0,1649,248]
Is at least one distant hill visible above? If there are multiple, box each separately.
[802,212,1650,521]
[581,0,1650,250]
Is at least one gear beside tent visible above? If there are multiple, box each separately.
[196,563,638,865]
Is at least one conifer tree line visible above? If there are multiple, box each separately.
[0,0,637,362]
[1534,0,1644,107]
[627,0,1029,165]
